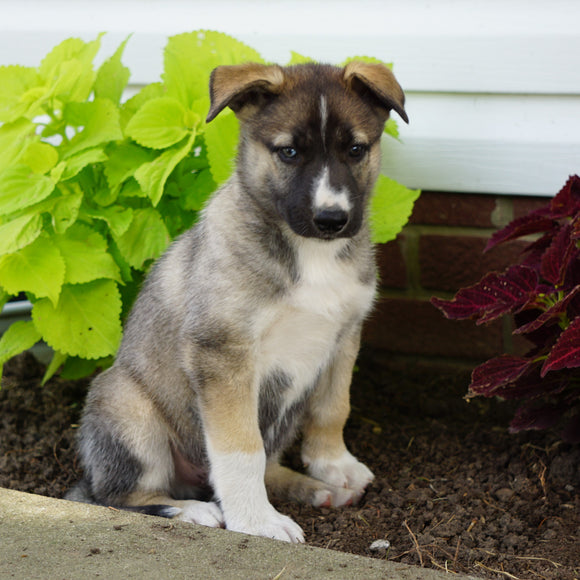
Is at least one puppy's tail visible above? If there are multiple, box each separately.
[64,479,180,519]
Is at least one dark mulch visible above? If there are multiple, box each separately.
[1,350,579,579]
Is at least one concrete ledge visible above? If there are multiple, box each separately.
[0,488,476,579]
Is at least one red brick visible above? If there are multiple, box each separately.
[411,191,497,228]
[419,234,529,292]
[363,297,503,360]
[376,237,407,289]
[512,195,552,220]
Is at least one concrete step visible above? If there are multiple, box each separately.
[0,488,477,580]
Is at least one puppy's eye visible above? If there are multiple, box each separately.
[278,147,298,162]
[348,144,367,159]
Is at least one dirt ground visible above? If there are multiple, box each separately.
[1,349,578,579]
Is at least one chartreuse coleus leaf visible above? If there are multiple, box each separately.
[61,355,112,381]
[39,36,102,103]
[51,183,84,234]
[114,208,170,270]
[135,129,197,206]
[20,142,59,174]
[0,214,42,255]
[204,109,238,186]
[178,168,216,212]
[287,52,315,65]
[0,287,8,311]
[62,98,123,158]
[0,235,65,305]
[53,223,122,285]
[0,119,36,173]
[125,97,195,149]
[163,31,264,109]
[32,279,122,359]
[104,142,156,193]
[81,204,133,239]
[42,350,68,385]
[370,174,420,244]
[0,164,56,216]
[0,320,42,377]
[120,82,165,130]
[0,65,41,122]
[94,36,131,104]
[42,350,113,385]
[60,148,108,181]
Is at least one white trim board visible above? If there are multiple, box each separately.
[381,93,580,196]
[0,0,578,196]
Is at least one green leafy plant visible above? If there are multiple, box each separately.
[0,31,419,382]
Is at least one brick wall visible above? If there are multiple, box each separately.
[363,191,551,368]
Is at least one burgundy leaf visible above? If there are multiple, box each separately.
[572,214,580,240]
[431,265,538,324]
[540,223,576,285]
[519,233,554,272]
[493,365,569,400]
[563,248,580,289]
[484,210,556,252]
[514,311,561,355]
[542,316,580,376]
[468,355,530,396]
[508,402,564,433]
[549,174,580,218]
[515,285,580,335]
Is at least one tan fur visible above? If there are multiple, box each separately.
[206,63,285,122]
[301,327,362,463]
[343,61,408,123]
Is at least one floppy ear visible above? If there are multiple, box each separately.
[206,63,285,123]
[343,61,408,124]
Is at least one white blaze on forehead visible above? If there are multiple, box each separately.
[319,95,328,145]
[313,167,352,212]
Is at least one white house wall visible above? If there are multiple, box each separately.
[1,0,579,196]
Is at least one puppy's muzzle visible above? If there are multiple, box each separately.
[313,207,349,235]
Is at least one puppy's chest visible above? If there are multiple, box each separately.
[256,240,374,397]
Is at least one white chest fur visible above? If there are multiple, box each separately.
[255,238,375,406]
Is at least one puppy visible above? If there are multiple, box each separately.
[67,61,407,543]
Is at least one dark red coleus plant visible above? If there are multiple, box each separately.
[432,175,580,442]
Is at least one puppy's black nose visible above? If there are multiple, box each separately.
[313,208,349,234]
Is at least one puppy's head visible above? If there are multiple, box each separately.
[206,61,407,240]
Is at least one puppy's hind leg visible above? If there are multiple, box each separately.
[125,491,224,528]
[77,370,224,529]
[265,462,358,508]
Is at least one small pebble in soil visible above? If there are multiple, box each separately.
[369,539,390,556]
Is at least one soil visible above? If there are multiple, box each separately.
[1,349,579,579]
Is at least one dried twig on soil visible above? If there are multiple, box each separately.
[403,520,424,567]
[475,560,521,579]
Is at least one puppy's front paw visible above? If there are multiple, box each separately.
[227,506,304,543]
[305,451,374,498]
[175,500,225,528]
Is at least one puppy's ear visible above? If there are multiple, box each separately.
[343,61,408,124]
[206,63,285,123]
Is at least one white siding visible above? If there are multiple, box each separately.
[1,0,579,196]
